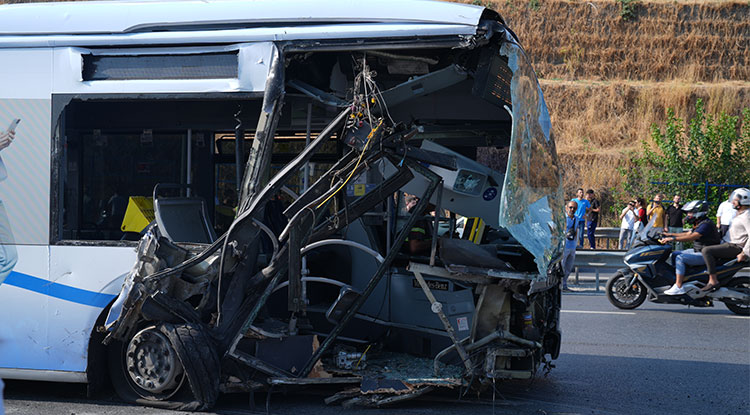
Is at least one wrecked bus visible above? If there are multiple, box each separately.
[0,0,565,409]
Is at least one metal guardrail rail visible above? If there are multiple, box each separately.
[592,227,621,250]
[572,251,625,292]
[572,250,750,292]
[593,227,694,250]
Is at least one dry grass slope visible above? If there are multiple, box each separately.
[544,80,750,187]
[461,0,749,82]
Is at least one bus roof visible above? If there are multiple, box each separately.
[0,0,486,36]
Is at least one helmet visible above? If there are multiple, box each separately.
[733,188,750,206]
[682,200,709,225]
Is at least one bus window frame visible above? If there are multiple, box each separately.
[49,92,264,246]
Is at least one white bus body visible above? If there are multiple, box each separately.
[0,1,563,404]
[0,0,490,385]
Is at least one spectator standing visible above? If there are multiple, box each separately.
[647,193,666,230]
[665,194,685,250]
[570,188,590,249]
[618,200,637,250]
[635,198,648,230]
[585,189,600,249]
[562,200,578,291]
[716,193,737,239]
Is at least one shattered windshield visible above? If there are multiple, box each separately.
[497,35,565,279]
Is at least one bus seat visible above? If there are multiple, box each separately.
[154,196,216,244]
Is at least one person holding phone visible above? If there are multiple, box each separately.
[618,200,637,250]
[0,120,19,285]
[0,128,14,150]
[647,193,667,231]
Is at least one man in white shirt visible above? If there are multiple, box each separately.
[716,193,737,239]
[618,200,637,250]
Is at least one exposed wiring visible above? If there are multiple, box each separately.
[361,54,374,129]
[317,54,389,210]
[315,119,382,209]
[355,344,371,369]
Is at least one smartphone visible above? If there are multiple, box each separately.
[7,118,20,133]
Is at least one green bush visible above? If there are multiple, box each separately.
[621,99,750,210]
[617,0,638,21]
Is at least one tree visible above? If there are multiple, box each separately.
[621,99,750,209]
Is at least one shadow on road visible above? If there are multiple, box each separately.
[4,354,748,415]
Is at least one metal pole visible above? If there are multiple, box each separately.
[302,103,312,306]
[429,182,442,267]
[413,268,472,373]
[595,268,600,292]
[186,129,192,197]
[575,266,579,284]
[180,132,187,197]
[303,103,312,191]
[386,193,393,251]
[705,180,709,201]
[235,107,243,199]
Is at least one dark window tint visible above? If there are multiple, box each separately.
[63,131,183,240]
[82,52,238,81]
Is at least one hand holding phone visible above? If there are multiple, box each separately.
[0,119,19,150]
[7,118,20,134]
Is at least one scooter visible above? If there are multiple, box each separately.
[605,224,750,316]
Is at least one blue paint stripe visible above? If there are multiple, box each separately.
[3,271,116,308]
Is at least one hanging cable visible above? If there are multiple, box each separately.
[315,119,382,209]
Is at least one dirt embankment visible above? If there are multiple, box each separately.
[544,80,750,188]
[499,0,749,82]
[453,0,750,222]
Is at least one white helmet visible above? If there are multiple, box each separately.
[734,188,750,206]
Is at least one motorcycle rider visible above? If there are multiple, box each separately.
[660,200,721,295]
[701,188,750,291]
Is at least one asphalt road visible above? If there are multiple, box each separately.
[4,294,749,415]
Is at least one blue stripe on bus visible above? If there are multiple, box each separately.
[3,271,116,308]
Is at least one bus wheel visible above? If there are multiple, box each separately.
[108,323,219,410]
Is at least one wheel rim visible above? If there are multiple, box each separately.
[125,326,184,396]
[610,276,642,305]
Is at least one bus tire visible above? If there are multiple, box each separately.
[108,322,219,411]
[160,322,221,410]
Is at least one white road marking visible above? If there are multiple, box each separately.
[725,315,750,319]
[561,310,636,315]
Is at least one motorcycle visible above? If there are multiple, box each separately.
[606,223,750,316]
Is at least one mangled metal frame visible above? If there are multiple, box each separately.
[102,17,564,411]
